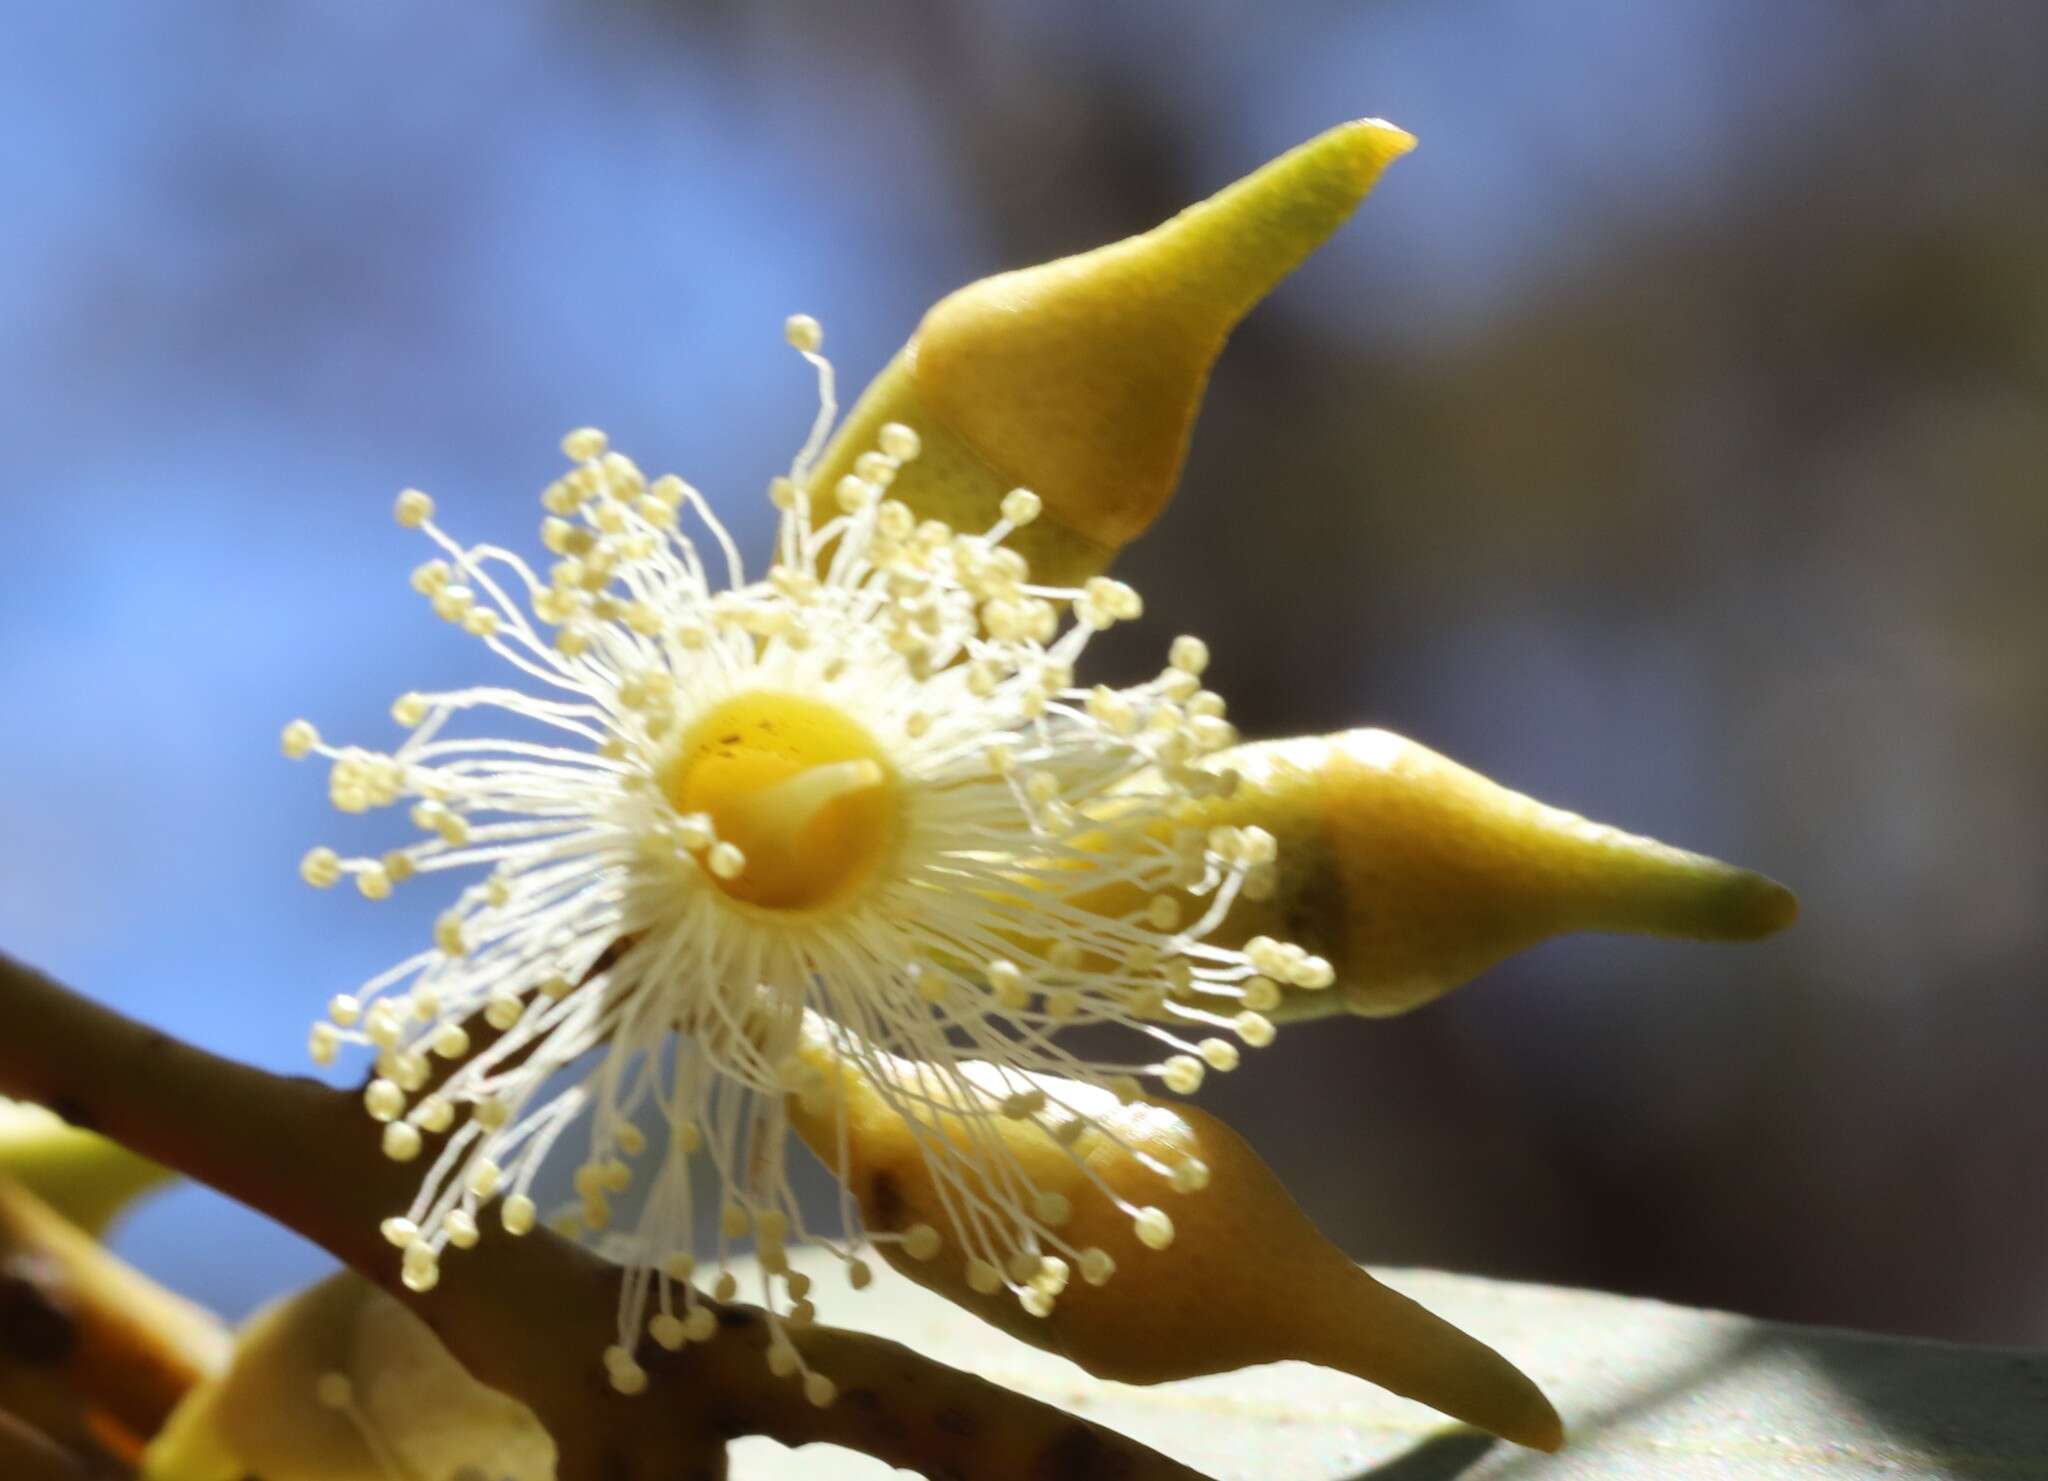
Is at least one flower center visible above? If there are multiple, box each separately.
[660,691,899,912]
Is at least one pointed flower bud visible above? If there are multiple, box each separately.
[0,1097,172,1238]
[1185,730,1799,1019]
[786,1030,1563,1452]
[810,119,1417,585]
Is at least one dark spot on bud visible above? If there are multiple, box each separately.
[46,1096,98,1133]
[869,1171,905,1231]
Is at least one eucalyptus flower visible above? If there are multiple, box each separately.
[280,119,1790,1425]
[280,117,1433,1406]
[285,314,1333,1398]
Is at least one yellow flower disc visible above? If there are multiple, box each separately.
[660,692,899,913]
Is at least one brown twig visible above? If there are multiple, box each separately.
[0,950,1212,1481]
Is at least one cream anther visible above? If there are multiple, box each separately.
[380,1216,419,1248]
[999,488,1042,526]
[308,1023,339,1064]
[1171,1158,1211,1193]
[1241,975,1282,1012]
[394,489,435,528]
[1134,1206,1176,1250]
[454,1161,499,1206]
[560,427,608,462]
[784,314,824,352]
[1161,1054,1205,1095]
[363,1079,405,1122]
[877,422,921,460]
[414,1096,454,1135]
[394,1246,437,1294]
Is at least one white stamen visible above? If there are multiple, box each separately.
[295,318,1313,1400]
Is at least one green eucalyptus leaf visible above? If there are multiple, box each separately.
[729,1253,2048,1479]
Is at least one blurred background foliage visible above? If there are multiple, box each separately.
[1,1,2042,1346]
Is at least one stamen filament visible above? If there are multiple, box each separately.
[291,321,1311,1400]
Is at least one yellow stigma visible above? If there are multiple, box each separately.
[660,692,899,912]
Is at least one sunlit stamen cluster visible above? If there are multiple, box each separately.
[288,315,1328,1398]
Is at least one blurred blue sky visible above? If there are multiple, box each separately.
[2,2,2032,1325]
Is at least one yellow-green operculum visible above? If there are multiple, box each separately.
[283,318,1316,1401]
